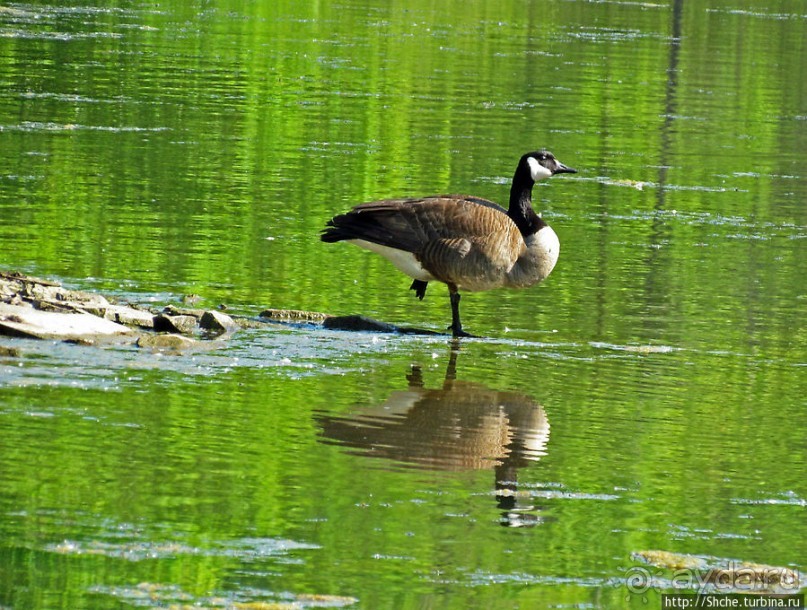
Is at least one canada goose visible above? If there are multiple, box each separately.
[321,151,576,337]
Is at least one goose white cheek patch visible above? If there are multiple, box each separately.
[527,156,553,181]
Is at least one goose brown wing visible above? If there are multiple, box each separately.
[321,196,515,255]
[417,205,526,289]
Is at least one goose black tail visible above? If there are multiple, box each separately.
[320,223,350,243]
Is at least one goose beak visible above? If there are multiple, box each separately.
[554,161,577,175]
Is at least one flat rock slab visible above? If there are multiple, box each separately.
[0,302,133,340]
[92,303,156,329]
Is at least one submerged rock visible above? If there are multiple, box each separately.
[632,550,801,591]
[632,550,706,571]
[136,334,197,350]
[323,314,399,333]
[260,308,329,324]
[261,308,442,335]
[0,345,22,358]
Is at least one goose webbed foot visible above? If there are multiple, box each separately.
[449,324,477,339]
[410,279,428,300]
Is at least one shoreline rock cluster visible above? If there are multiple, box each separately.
[0,271,242,349]
[0,271,438,352]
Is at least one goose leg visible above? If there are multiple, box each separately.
[448,288,475,338]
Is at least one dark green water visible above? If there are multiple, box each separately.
[0,1,805,608]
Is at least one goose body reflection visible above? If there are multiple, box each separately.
[318,370,549,471]
[316,350,551,526]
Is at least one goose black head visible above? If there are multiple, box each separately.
[522,151,577,182]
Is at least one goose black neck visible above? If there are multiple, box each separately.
[508,171,544,237]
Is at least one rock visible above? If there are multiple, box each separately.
[260,307,441,335]
[0,269,447,346]
[199,310,236,333]
[136,334,197,350]
[322,314,442,335]
[260,308,329,324]
[0,302,133,341]
[153,314,198,334]
[230,316,270,330]
[99,304,156,329]
[703,564,799,587]
[0,271,252,347]
[0,345,22,358]
[323,315,399,333]
[632,550,706,571]
[0,273,153,332]
[0,270,59,292]
[0,270,109,312]
[632,550,801,589]
[162,304,205,319]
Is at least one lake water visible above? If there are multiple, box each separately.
[0,1,805,608]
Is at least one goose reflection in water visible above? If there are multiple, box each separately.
[316,348,550,527]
